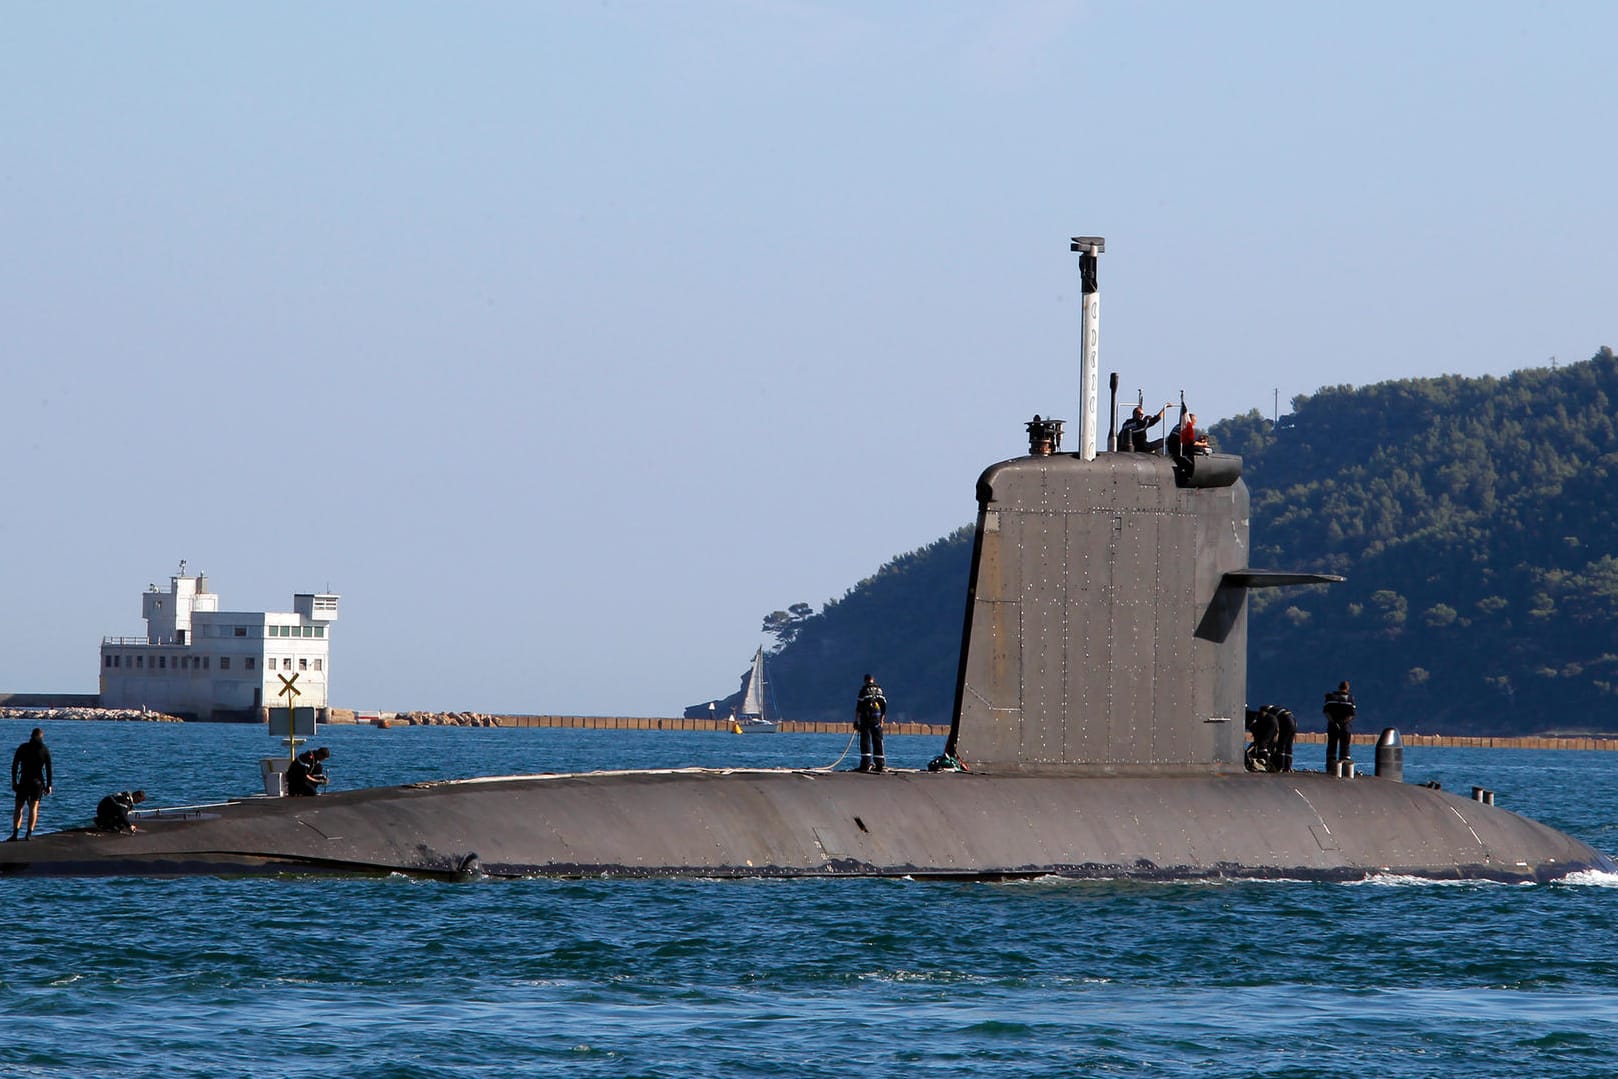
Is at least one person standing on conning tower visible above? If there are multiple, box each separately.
[1118,402,1172,452]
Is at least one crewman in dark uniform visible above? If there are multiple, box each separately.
[854,674,888,774]
[1245,706,1279,771]
[286,746,331,796]
[1273,705,1297,773]
[96,789,147,833]
[1118,402,1172,452]
[1323,681,1357,772]
[10,727,53,841]
[1245,704,1299,773]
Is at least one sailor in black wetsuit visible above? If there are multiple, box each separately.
[286,747,331,796]
[96,789,147,833]
[10,727,53,841]
[1323,681,1357,772]
[1245,706,1279,771]
[854,674,888,773]
[1273,705,1297,773]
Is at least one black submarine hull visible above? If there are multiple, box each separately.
[1,767,1608,881]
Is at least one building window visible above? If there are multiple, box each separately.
[314,627,324,638]
[221,656,231,671]
[299,658,308,671]
[282,657,292,671]
[245,657,255,671]
[136,656,144,669]
[159,656,166,669]
[202,657,210,671]
[313,658,323,672]
[180,657,188,670]
[234,626,247,637]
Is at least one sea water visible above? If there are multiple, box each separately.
[3,720,1617,1078]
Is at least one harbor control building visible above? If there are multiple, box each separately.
[99,564,338,721]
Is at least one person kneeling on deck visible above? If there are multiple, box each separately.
[286,746,331,796]
[95,789,146,833]
[854,674,888,774]
[1245,706,1279,772]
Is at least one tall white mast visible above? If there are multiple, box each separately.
[1071,236,1105,461]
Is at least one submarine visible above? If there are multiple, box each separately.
[3,238,1611,882]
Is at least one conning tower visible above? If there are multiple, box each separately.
[947,237,1329,773]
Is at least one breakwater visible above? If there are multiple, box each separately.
[355,712,1618,750]
[1296,731,1618,751]
[354,710,942,736]
[1,706,184,723]
[9,706,1618,750]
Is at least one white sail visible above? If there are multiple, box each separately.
[740,646,767,718]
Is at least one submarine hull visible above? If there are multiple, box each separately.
[10,249,1610,883]
[1,768,1608,881]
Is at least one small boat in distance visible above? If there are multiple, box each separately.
[732,646,779,733]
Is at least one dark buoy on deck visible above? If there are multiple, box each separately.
[1375,727,1404,783]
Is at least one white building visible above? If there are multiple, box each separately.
[99,564,339,721]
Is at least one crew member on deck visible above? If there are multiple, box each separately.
[1245,706,1279,771]
[854,674,888,774]
[10,728,53,842]
[1323,682,1357,772]
[1273,705,1297,773]
[286,746,331,796]
[96,789,147,833]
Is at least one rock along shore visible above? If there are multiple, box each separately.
[1,706,185,723]
[346,710,942,736]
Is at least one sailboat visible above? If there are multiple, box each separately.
[732,646,780,733]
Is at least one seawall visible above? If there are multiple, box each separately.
[343,712,1618,750]
[10,705,1617,750]
[340,710,942,736]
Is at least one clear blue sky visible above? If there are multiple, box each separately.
[4,2,1613,716]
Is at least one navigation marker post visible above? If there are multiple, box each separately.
[264,673,318,782]
[278,672,303,763]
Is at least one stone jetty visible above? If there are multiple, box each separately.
[7,705,1616,750]
[1,706,184,723]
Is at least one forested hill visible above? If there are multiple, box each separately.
[690,348,1618,735]
[1225,347,1618,735]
